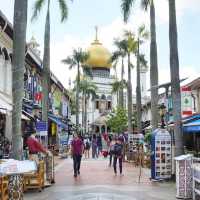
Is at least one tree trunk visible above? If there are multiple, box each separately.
[42,0,50,127]
[127,53,132,133]
[119,57,124,108]
[136,40,142,133]
[169,0,183,156]
[76,63,80,128]
[150,0,159,130]
[12,0,28,160]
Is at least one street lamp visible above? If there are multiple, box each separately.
[159,103,166,129]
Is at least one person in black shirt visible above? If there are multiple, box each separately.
[113,137,123,175]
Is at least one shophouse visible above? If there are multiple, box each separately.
[0,10,71,153]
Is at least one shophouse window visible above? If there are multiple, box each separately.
[108,101,111,110]
[96,101,99,109]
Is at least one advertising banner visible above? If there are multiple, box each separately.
[181,87,192,117]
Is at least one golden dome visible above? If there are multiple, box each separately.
[85,28,111,69]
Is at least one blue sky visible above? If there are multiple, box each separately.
[1,0,200,91]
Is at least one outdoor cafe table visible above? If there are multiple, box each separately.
[0,159,37,200]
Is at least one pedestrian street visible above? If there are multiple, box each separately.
[24,158,176,200]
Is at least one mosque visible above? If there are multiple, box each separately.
[76,28,149,134]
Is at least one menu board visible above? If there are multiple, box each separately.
[151,129,172,180]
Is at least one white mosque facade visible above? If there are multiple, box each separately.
[73,31,149,134]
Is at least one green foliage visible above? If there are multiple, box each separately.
[144,131,152,144]
[32,0,69,22]
[107,107,128,134]
[62,48,89,69]
[68,90,76,115]
[79,76,97,99]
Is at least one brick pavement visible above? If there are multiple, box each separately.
[24,157,176,200]
[55,158,151,186]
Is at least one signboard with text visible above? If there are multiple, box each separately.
[181,87,192,117]
[36,121,48,136]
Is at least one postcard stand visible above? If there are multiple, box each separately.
[151,128,172,180]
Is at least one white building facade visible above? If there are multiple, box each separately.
[74,31,149,134]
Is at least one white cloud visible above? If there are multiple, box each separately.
[155,0,200,25]
[49,0,200,92]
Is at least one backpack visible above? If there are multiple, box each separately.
[113,144,122,156]
[86,141,90,149]
[110,145,115,154]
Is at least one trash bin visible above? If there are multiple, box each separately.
[175,154,193,199]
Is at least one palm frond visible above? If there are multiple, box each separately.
[138,24,146,35]
[112,61,118,71]
[61,57,76,69]
[138,24,149,40]
[141,0,150,11]
[130,63,135,68]
[31,0,45,21]
[83,65,93,77]
[111,51,121,63]
[121,0,135,23]
[139,54,148,69]
[58,0,68,22]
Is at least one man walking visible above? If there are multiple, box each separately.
[71,133,84,177]
[113,137,123,175]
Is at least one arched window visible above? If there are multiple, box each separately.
[107,95,112,100]
[2,48,9,61]
[9,54,12,63]
[101,94,106,100]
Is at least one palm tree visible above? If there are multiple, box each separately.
[12,0,28,160]
[111,79,127,106]
[32,0,69,127]
[111,39,127,108]
[168,0,183,155]
[123,31,137,134]
[62,48,89,128]
[121,0,159,130]
[137,54,148,130]
[79,77,97,135]
[136,25,149,133]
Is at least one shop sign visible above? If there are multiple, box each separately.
[62,100,68,117]
[36,121,47,136]
[181,87,192,116]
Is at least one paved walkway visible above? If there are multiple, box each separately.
[24,157,176,200]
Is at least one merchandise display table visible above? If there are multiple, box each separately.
[175,154,193,199]
[193,157,200,200]
[40,152,55,185]
[0,176,9,200]
[0,159,37,200]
